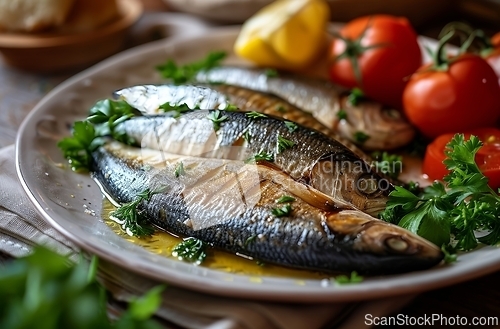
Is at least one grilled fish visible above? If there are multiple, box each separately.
[194,66,416,150]
[113,84,369,160]
[92,141,443,274]
[114,110,391,217]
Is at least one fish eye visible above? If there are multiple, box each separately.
[356,173,382,197]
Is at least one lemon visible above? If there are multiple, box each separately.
[234,0,330,69]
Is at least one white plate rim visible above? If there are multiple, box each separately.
[15,26,500,303]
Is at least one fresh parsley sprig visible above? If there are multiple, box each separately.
[206,110,228,131]
[156,51,227,84]
[58,99,139,171]
[371,151,403,179]
[381,134,500,251]
[159,102,198,118]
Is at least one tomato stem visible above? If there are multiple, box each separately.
[433,30,455,70]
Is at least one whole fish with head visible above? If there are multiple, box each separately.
[92,140,443,274]
[194,66,416,150]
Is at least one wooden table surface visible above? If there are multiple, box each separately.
[1,1,500,328]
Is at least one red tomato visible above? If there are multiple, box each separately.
[403,53,500,139]
[328,15,422,109]
[423,128,500,189]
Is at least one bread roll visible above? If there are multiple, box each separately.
[0,0,75,32]
[61,0,120,33]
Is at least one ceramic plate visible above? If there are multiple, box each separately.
[16,26,500,303]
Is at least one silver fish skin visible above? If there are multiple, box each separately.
[113,84,369,160]
[194,66,416,150]
[114,110,391,217]
[91,141,443,274]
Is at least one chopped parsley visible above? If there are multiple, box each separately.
[332,271,363,285]
[371,151,403,179]
[276,195,295,203]
[347,88,365,106]
[174,161,185,177]
[110,188,164,237]
[244,235,257,248]
[284,121,298,133]
[337,109,348,120]
[224,103,239,111]
[246,111,267,119]
[206,110,228,131]
[247,151,274,163]
[353,131,370,144]
[172,237,207,265]
[275,104,287,113]
[264,68,279,77]
[243,130,252,143]
[271,204,292,217]
[381,134,500,251]
[277,135,295,153]
[156,51,227,84]
[159,102,197,118]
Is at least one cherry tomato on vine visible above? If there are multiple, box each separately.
[403,51,500,139]
[423,128,500,190]
[328,15,422,109]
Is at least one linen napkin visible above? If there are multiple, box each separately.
[0,144,416,329]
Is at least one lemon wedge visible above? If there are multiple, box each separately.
[234,0,330,69]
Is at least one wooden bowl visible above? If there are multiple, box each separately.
[0,0,142,73]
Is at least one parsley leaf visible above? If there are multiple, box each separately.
[347,88,365,106]
[58,121,103,171]
[264,68,279,77]
[371,151,403,179]
[174,161,185,177]
[272,204,292,217]
[156,51,227,84]
[353,131,370,144]
[284,121,298,133]
[337,109,348,120]
[381,134,500,251]
[172,237,207,265]
[277,135,295,153]
[332,271,363,284]
[276,195,296,203]
[246,111,267,119]
[247,151,274,163]
[159,102,196,118]
[206,110,228,131]
[110,188,164,237]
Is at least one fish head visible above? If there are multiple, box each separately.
[309,152,392,216]
[326,210,444,273]
[337,95,416,150]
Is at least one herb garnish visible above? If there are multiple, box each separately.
[337,109,348,120]
[245,235,257,248]
[284,121,298,133]
[353,131,370,144]
[347,87,365,106]
[0,247,164,329]
[110,188,163,237]
[371,151,403,179]
[206,110,228,131]
[264,68,279,77]
[276,195,296,203]
[277,135,295,153]
[58,121,102,171]
[58,99,139,171]
[172,237,207,265]
[247,151,274,162]
[224,103,239,111]
[381,134,500,251]
[275,104,287,113]
[159,102,197,118]
[174,161,185,177]
[246,111,267,119]
[332,271,364,284]
[243,130,252,143]
[156,51,227,84]
[272,204,292,217]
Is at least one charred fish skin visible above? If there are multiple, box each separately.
[114,110,391,216]
[92,143,443,274]
[194,66,416,150]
